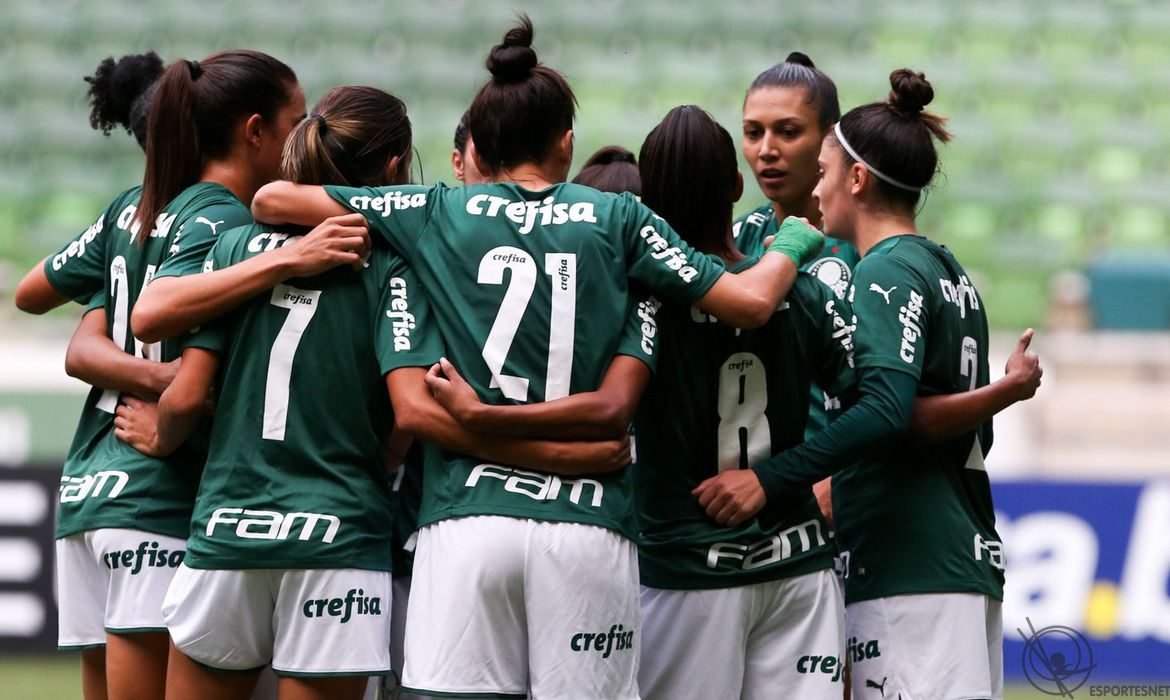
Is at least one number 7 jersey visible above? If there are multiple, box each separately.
[326,182,726,538]
[182,224,444,572]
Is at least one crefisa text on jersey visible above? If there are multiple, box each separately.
[898,289,926,363]
[465,193,597,235]
[939,275,980,318]
[348,190,427,218]
[386,277,416,351]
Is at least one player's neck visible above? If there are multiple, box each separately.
[855,212,919,257]
[497,162,561,191]
[770,197,822,230]
[201,159,260,208]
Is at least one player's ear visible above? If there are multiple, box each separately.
[451,149,465,182]
[733,171,744,203]
[850,162,868,197]
[244,114,264,147]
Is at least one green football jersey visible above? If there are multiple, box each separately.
[735,203,861,437]
[834,234,1002,603]
[390,441,425,576]
[183,224,443,571]
[635,259,856,590]
[48,183,247,539]
[327,182,722,538]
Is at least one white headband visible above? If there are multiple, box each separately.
[834,122,922,193]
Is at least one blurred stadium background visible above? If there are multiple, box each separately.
[1,1,1168,698]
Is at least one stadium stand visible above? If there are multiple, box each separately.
[1,0,1169,331]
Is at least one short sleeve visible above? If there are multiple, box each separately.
[375,256,444,374]
[326,185,432,260]
[154,202,253,280]
[179,234,238,354]
[84,290,107,314]
[43,209,113,304]
[621,196,724,305]
[614,293,660,374]
[850,254,930,380]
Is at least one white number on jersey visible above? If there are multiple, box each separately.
[716,352,771,472]
[959,335,978,391]
[263,284,322,441]
[477,246,577,402]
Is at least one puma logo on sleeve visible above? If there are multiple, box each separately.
[869,283,896,304]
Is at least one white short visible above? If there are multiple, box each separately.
[403,516,640,700]
[56,528,186,648]
[846,592,1003,700]
[163,564,393,677]
[639,568,845,700]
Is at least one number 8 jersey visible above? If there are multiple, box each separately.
[326,182,727,538]
[634,263,856,589]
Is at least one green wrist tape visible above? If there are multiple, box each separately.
[766,217,825,268]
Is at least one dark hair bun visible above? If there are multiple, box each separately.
[86,52,164,134]
[486,15,538,83]
[887,68,934,116]
[785,51,816,69]
[585,145,636,167]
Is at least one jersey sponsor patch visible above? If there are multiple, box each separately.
[464,464,605,508]
[465,193,596,234]
[205,507,342,543]
[897,289,925,363]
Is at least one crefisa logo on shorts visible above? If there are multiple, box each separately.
[569,624,635,659]
[795,653,844,682]
[301,588,382,624]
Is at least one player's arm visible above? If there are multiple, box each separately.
[388,368,630,477]
[910,328,1043,443]
[425,355,650,440]
[132,215,370,343]
[113,347,217,458]
[696,366,917,526]
[629,202,822,329]
[14,259,72,314]
[64,305,179,399]
[251,182,349,226]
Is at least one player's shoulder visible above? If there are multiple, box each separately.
[733,202,774,229]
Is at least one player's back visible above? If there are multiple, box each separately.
[634,265,854,589]
[329,180,724,537]
[184,224,413,572]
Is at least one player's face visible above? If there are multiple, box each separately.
[812,135,853,242]
[742,86,824,210]
[254,83,308,183]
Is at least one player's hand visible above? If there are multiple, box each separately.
[813,477,833,529]
[425,357,485,427]
[1004,328,1043,402]
[113,396,164,457]
[692,469,767,526]
[281,213,370,276]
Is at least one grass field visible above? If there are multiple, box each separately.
[0,655,1061,700]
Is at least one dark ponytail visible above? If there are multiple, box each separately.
[468,15,577,173]
[85,52,164,149]
[572,146,641,196]
[134,49,297,233]
[282,86,412,187]
[833,68,951,210]
[640,106,739,256]
[746,51,840,131]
